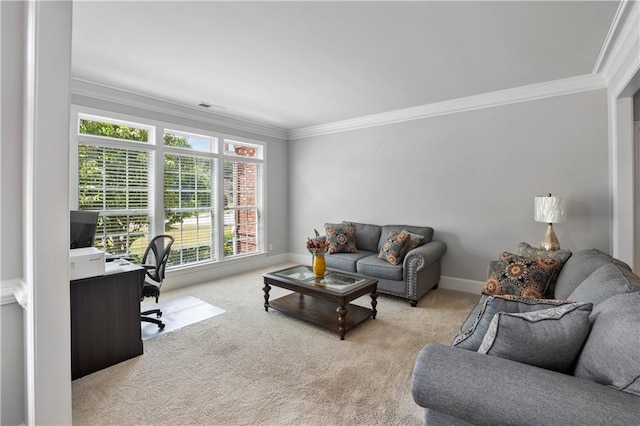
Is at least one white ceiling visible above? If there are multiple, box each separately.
[71,1,620,131]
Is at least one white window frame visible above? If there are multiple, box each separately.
[69,105,266,270]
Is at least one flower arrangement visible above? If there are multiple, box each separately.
[306,228,329,256]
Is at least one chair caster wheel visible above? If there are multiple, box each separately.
[159,323,165,330]
[157,312,162,318]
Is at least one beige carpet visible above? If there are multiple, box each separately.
[72,262,478,425]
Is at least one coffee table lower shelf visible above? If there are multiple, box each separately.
[268,293,374,337]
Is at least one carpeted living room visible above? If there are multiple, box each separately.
[3,1,640,425]
[72,263,479,425]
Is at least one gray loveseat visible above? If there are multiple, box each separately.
[323,221,446,306]
[411,246,640,425]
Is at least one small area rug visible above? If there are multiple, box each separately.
[141,295,225,340]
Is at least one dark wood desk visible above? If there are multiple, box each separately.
[70,262,145,380]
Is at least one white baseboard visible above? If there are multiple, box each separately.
[163,253,291,291]
[438,276,484,294]
[288,253,313,266]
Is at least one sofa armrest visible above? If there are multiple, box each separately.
[402,241,446,305]
[412,343,640,425]
[404,240,446,271]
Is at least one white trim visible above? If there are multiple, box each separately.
[24,2,37,422]
[596,0,640,87]
[71,78,289,140]
[24,2,73,423]
[288,74,606,140]
[603,0,640,262]
[14,279,28,308]
[0,278,23,305]
[593,0,632,75]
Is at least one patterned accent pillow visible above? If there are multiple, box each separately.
[401,229,424,252]
[378,231,410,265]
[518,242,572,263]
[483,252,561,299]
[518,242,572,297]
[324,223,357,254]
[478,302,593,373]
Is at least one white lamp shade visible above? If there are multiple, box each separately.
[534,195,566,224]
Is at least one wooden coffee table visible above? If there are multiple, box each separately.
[263,265,378,340]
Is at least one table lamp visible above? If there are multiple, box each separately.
[534,193,566,250]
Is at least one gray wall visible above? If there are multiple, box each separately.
[1,304,25,425]
[288,90,610,287]
[1,2,25,424]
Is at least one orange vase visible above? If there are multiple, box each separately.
[313,254,326,277]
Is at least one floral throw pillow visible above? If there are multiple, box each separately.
[324,223,357,254]
[378,231,410,265]
[483,252,561,299]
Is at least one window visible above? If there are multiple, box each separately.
[77,116,154,261]
[72,110,265,268]
[164,130,217,265]
[223,140,263,256]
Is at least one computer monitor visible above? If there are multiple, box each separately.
[70,210,99,249]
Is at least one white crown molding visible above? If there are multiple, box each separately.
[593,0,639,81]
[593,0,633,75]
[71,78,289,140]
[1,278,26,307]
[604,1,640,98]
[288,74,606,140]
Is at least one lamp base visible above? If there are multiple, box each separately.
[540,223,561,251]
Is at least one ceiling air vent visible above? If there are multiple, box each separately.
[196,102,226,111]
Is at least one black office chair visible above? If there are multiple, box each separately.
[140,235,174,330]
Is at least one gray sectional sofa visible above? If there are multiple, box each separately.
[323,221,446,306]
[411,246,640,425]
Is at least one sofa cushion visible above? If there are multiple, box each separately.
[377,225,433,251]
[574,292,640,395]
[477,302,592,373]
[324,251,373,273]
[356,254,403,281]
[554,249,631,299]
[567,263,640,306]
[483,252,561,299]
[343,221,381,252]
[378,230,410,265]
[325,222,357,254]
[452,295,571,351]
